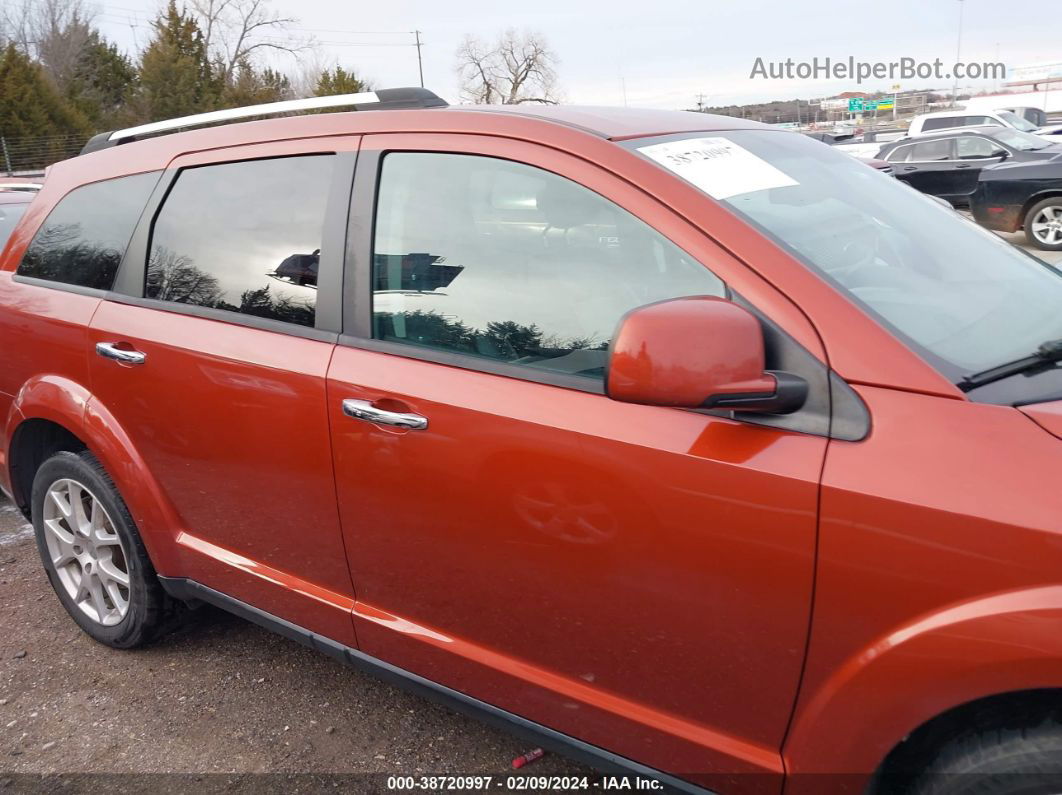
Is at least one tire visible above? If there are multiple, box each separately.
[1023,198,1062,251]
[31,450,179,648]
[904,717,1062,795]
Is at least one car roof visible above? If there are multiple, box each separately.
[915,110,1003,120]
[464,104,767,139]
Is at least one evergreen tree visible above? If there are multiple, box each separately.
[0,44,89,165]
[66,31,137,128]
[314,66,370,97]
[220,61,291,107]
[126,1,220,123]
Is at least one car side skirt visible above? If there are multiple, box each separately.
[157,577,715,795]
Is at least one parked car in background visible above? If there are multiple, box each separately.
[0,183,40,251]
[5,90,1062,795]
[972,156,1062,250]
[877,126,1062,205]
[908,108,1062,138]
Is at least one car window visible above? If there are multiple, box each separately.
[16,172,159,290]
[921,118,956,131]
[371,152,726,380]
[0,202,28,252]
[885,143,916,163]
[956,137,1006,159]
[909,140,954,161]
[146,155,335,328]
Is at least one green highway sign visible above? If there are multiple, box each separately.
[878,98,895,110]
[848,98,863,111]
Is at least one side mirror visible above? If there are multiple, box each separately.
[605,296,808,414]
[996,149,1010,160]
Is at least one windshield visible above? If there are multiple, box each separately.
[997,110,1039,132]
[992,128,1051,151]
[633,131,1062,391]
[0,202,27,251]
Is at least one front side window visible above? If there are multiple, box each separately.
[17,172,159,290]
[633,131,1062,400]
[147,155,334,328]
[956,137,1005,159]
[371,152,725,380]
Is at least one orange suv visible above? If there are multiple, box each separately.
[2,88,1062,795]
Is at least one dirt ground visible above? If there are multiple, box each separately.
[0,496,594,791]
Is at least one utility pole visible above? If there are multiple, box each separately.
[952,0,964,107]
[695,93,707,112]
[413,30,424,88]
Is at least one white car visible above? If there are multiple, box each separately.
[908,109,1062,138]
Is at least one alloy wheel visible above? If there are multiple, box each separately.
[41,478,131,626]
[1031,205,1062,246]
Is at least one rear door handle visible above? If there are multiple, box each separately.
[342,399,428,430]
[95,342,146,366]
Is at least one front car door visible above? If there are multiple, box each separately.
[952,135,1009,198]
[327,133,835,792]
[87,138,359,643]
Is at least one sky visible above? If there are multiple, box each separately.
[93,0,1062,109]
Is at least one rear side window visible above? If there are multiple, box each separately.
[17,172,159,290]
[146,155,334,329]
[921,118,957,131]
[909,140,954,161]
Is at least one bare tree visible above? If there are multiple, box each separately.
[0,0,95,91]
[188,0,313,83]
[456,29,559,105]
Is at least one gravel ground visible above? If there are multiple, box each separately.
[0,496,593,790]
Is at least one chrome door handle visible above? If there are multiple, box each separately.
[95,342,146,366]
[342,399,428,430]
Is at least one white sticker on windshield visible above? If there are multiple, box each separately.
[637,137,798,200]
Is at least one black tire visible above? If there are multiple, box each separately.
[1023,197,1062,251]
[904,717,1062,795]
[31,450,179,648]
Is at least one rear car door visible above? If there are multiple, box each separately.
[87,138,360,643]
[890,138,961,199]
[326,134,835,791]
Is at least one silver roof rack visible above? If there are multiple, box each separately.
[0,182,43,191]
[80,87,447,155]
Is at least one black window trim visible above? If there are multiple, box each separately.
[12,169,165,296]
[339,144,868,440]
[110,149,356,339]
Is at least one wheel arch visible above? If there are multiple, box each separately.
[5,376,184,573]
[1020,189,1062,227]
[783,586,1062,794]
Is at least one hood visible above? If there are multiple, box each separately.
[1019,401,1062,440]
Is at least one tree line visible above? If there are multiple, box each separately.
[0,0,370,169]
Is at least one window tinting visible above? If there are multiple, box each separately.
[147,155,334,328]
[372,153,725,380]
[922,118,957,131]
[17,172,159,290]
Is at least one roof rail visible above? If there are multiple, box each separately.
[80,87,448,155]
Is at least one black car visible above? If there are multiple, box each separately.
[971,158,1062,251]
[877,127,1062,206]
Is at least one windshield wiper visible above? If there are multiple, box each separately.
[960,338,1062,391]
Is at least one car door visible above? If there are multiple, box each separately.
[890,138,961,199]
[326,133,831,791]
[87,138,360,644]
[953,135,1009,198]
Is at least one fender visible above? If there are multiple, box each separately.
[5,374,184,574]
[783,586,1062,794]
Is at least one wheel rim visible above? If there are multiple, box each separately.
[1031,205,1062,245]
[41,478,131,626]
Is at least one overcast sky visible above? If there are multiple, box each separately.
[94,0,1060,108]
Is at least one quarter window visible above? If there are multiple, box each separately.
[371,152,726,380]
[147,155,335,328]
[17,172,159,290]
